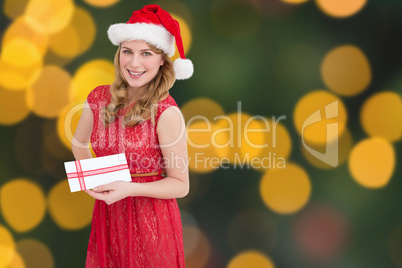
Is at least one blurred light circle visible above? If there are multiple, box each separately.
[0,179,46,232]
[16,239,53,268]
[0,59,42,91]
[48,180,94,230]
[83,0,120,7]
[182,225,200,257]
[281,0,309,3]
[26,65,73,118]
[7,250,25,268]
[170,14,192,61]
[181,98,224,124]
[214,112,253,165]
[302,128,353,169]
[321,45,371,96]
[349,137,395,188]
[0,86,30,125]
[360,91,402,142]
[24,0,74,34]
[1,38,42,68]
[184,226,210,268]
[4,0,30,19]
[72,59,115,102]
[49,6,96,58]
[294,90,347,145]
[227,209,277,252]
[241,117,291,171]
[211,0,262,40]
[260,163,311,214]
[292,204,349,263]
[187,120,222,173]
[57,101,85,150]
[3,17,48,56]
[315,0,367,18]
[0,225,15,267]
[227,250,275,268]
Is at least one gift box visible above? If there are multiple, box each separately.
[64,153,132,192]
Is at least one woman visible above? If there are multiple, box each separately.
[71,5,193,267]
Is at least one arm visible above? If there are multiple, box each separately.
[86,106,189,204]
[71,100,93,160]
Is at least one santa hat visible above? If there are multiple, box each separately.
[107,4,193,80]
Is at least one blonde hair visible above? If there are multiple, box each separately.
[102,43,176,127]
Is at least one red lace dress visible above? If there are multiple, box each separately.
[85,85,185,267]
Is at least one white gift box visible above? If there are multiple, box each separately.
[64,153,132,192]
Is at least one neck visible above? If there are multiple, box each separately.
[127,85,146,104]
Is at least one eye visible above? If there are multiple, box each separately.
[142,52,152,56]
[122,50,132,54]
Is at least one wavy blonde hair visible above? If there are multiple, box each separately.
[102,43,176,127]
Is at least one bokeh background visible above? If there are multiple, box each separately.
[1,0,402,267]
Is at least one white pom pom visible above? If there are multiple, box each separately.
[174,58,194,80]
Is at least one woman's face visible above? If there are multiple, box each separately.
[119,40,164,92]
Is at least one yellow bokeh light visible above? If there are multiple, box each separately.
[57,101,84,150]
[7,250,25,268]
[26,65,73,118]
[16,239,53,268]
[49,6,96,58]
[0,59,43,91]
[187,120,222,173]
[2,17,49,56]
[0,179,46,232]
[360,91,402,142]
[24,0,74,34]
[316,0,367,18]
[83,0,120,7]
[181,98,224,124]
[228,250,275,268]
[171,14,192,61]
[240,117,291,170]
[294,90,347,145]
[0,86,30,125]
[213,112,253,164]
[322,45,371,96]
[0,225,15,267]
[1,38,42,68]
[72,59,115,102]
[4,0,30,19]
[260,163,311,214]
[183,226,210,268]
[48,180,94,230]
[349,137,395,188]
[281,0,309,3]
[302,128,353,169]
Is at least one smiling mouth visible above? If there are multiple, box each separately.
[128,70,146,76]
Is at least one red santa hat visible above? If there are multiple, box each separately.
[107,4,193,80]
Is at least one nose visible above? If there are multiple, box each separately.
[129,53,142,68]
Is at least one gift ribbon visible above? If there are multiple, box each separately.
[74,160,86,191]
[68,162,129,190]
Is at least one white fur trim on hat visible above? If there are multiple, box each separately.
[174,58,194,80]
[107,23,176,57]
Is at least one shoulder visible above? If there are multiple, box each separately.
[155,94,181,128]
[87,85,111,104]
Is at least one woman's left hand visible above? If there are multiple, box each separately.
[84,181,132,205]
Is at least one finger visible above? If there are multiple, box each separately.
[85,189,107,201]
